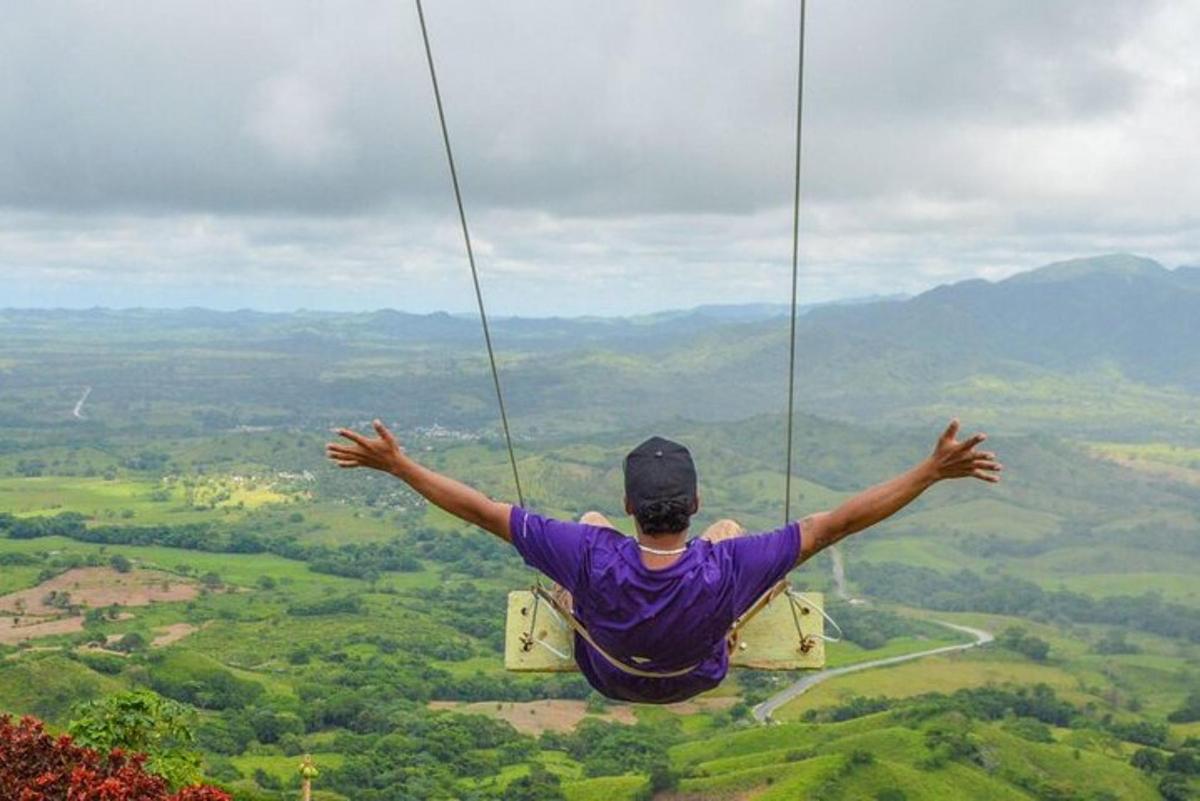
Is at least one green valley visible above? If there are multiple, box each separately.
[2,255,1199,800]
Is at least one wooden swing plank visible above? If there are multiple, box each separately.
[731,590,825,670]
[504,589,826,673]
[505,590,575,672]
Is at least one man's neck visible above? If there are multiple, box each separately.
[635,529,689,568]
[636,530,688,547]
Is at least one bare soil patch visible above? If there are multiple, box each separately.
[429,700,634,735]
[0,616,84,645]
[151,622,203,648]
[658,792,764,801]
[1095,453,1200,487]
[0,567,197,616]
[662,696,738,715]
[78,644,129,658]
[427,695,735,735]
[0,567,199,645]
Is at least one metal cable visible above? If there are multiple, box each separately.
[415,0,525,507]
[784,0,807,524]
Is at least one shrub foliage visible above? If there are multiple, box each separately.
[0,713,229,801]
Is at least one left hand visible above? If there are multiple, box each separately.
[325,420,406,474]
[928,419,1003,483]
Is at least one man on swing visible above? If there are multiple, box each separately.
[327,419,1001,704]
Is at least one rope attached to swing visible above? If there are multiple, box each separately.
[783,0,807,526]
[415,0,525,509]
[417,0,829,676]
[418,0,807,525]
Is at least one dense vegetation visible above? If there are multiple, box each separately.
[854,562,1200,643]
[0,713,229,800]
[3,256,1200,799]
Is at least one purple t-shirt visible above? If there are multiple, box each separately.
[509,507,801,704]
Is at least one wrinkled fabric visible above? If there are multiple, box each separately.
[510,506,801,703]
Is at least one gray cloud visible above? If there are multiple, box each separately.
[0,0,1197,313]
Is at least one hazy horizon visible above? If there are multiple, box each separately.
[4,252,1194,317]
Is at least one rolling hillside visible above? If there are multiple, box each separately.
[2,253,1199,800]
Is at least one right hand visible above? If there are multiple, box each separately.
[928,419,1002,483]
[325,420,406,475]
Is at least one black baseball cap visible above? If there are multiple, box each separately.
[623,436,698,512]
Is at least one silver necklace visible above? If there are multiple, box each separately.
[637,541,688,556]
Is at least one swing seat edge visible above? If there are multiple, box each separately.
[503,589,827,673]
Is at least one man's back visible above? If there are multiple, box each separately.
[510,507,800,703]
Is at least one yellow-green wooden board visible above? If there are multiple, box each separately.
[504,589,826,672]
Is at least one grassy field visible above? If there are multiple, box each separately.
[0,564,45,595]
[777,652,1083,719]
[1038,571,1200,604]
[670,709,1165,801]
[229,752,346,784]
[0,653,127,721]
[0,423,1195,800]
[2,303,1200,799]
[888,496,1064,539]
[822,630,971,669]
[0,476,289,522]
[1087,440,1200,486]
[0,535,351,590]
[764,607,1200,731]
[560,774,647,801]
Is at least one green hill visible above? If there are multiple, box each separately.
[3,256,1200,799]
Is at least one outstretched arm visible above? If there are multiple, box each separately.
[325,420,513,541]
[797,420,1001,564]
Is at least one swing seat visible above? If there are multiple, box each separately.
[504,589,827,672]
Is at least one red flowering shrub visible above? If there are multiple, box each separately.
[0,715,230,801]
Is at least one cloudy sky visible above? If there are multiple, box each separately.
[1,0,1197,315]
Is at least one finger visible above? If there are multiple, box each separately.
[971,460,1003,472]
[971,469,1000,483]
[373,419,397,447]
[956,433,987,452]
[325,444,362,457]
[941,418,960,442]
[335,461,360,469]
[337,428,373,449]
[327,454,361,466]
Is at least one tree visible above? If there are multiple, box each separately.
[505,763,564,801]
[247,708,303,744]
[1168,692,1200,724]
[115,631,147,653]
[69,690,206,789]
[1157,773,1191,801]
[1167,749,1198,776]
[998,627,1050,662]
[647,761,679,793]
[1,713,229,800]
[44,590,73,610]
[1093,629,1140,655]
[111,553,133,573]
[876,791,908,801]
[1130,747,1166,773]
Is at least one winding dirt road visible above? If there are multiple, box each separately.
[752,620,994,723]
[72,386,92,419]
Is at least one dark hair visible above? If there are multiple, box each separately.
[634,496,694,535]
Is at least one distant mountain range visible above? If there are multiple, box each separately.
[630,253,1200,434]
[801,253,1200,388]
[0,293,906,350]
[2,254,1197,439]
